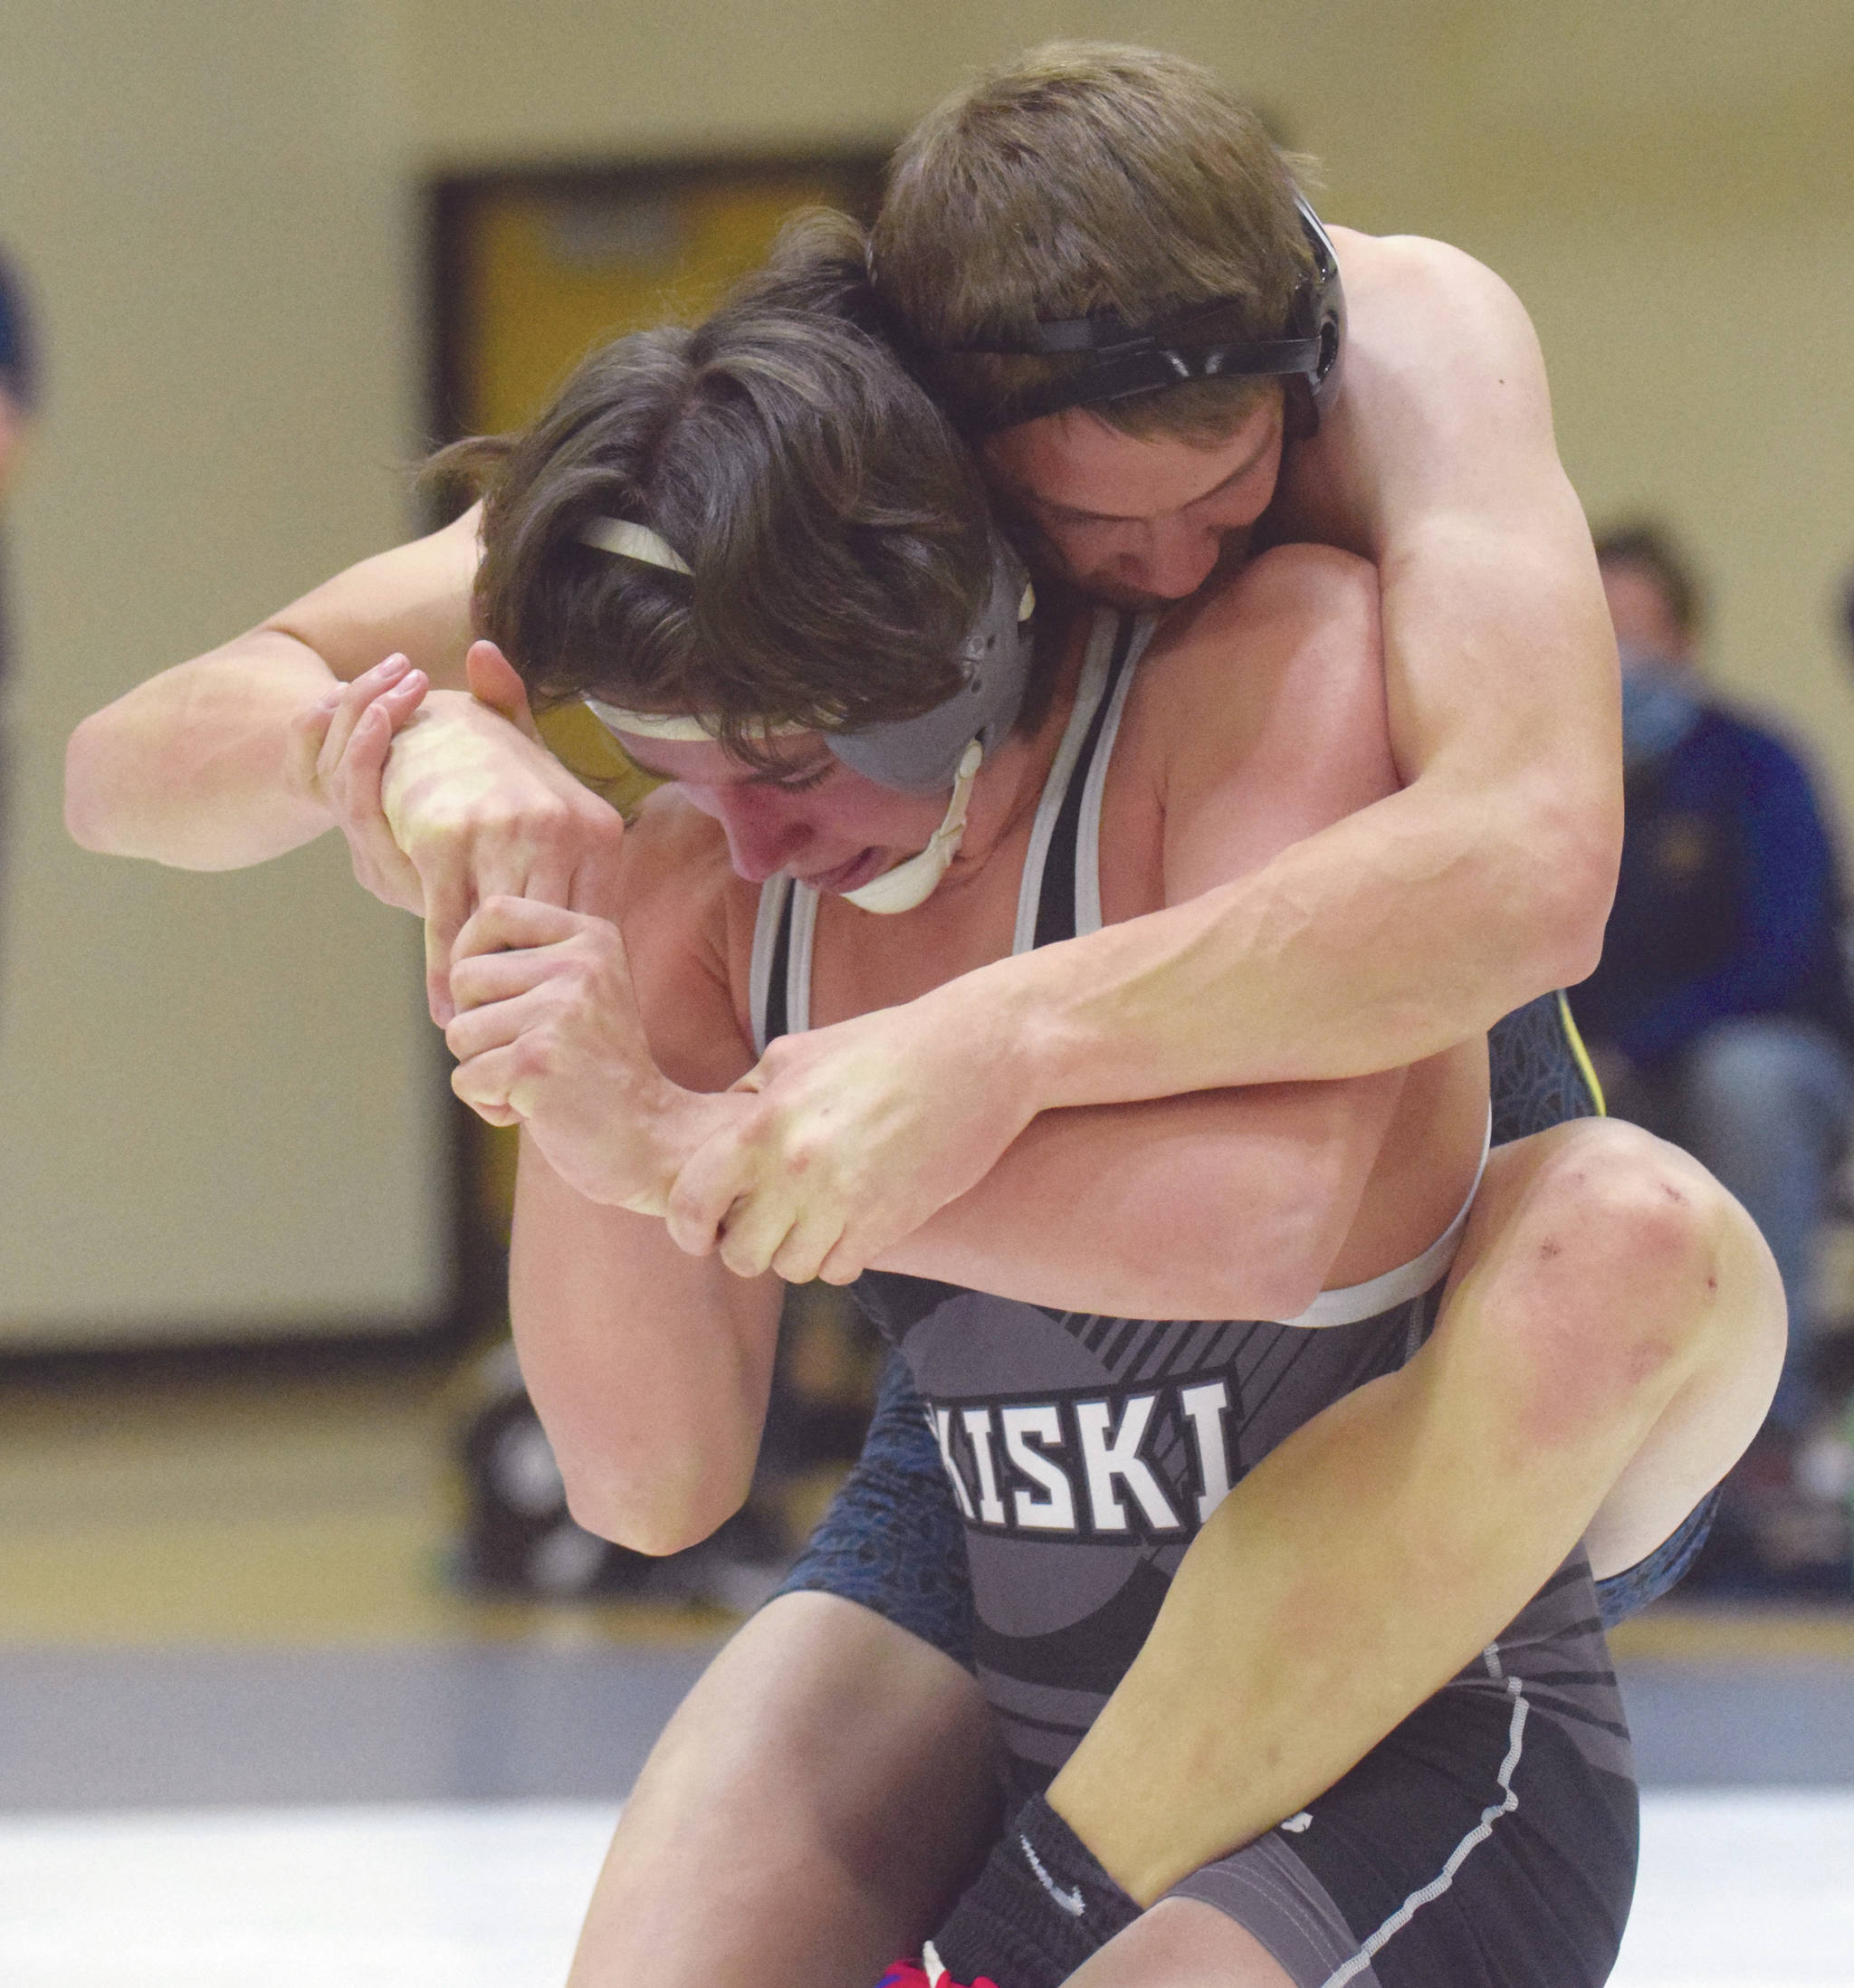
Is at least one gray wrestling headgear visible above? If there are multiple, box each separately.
[824,541,1037,794]
[577,517,1037,913]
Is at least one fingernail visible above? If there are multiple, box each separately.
[376,653,409,677]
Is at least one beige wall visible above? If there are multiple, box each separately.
[2,1,1849,1339]
[407,0,1854,800]
[0,2,441,1342]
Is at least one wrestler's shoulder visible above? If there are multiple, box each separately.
[1132,547,1383,762]
[618,786,745,935]
[1152,543,1379,691]
[1331,225,1534,332]
[1330,227,1549,421]
[1222,540,1378,616]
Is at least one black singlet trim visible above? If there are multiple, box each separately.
[1533,1699,1633,1744]
[1531,1562,1601,1605]
[765,884,793,1046]
[1034,615,1141,950]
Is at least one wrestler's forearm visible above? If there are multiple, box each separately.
[511,1131,782,1553]
[64,635,343,865]
[66,505,482,867]
[874,1072,1404,1320]
[894,514,1616,1113]
[917,769,1580,1116]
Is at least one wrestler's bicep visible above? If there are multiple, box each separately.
[1348,242,1620,944]
[261,502,483,689]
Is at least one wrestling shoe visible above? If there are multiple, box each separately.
[877,1944,999,1988]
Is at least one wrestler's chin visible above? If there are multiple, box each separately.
[1072,540,1252,614]
[795,846,889,895]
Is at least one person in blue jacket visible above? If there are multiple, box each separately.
[0,250,36,932]
[0,249,33,580]
[1577,523,1854,1438]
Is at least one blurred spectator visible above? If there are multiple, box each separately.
[0,246,33,578]
[1842,560,1854,1006]
[1573,523,1854,1451]
[0,250,34,999]
[0,250,34,826]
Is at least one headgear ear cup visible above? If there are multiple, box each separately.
[826,543,1037,793]
[1284,198,1345,439]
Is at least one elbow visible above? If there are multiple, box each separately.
[559,1454,750,1560]
[1524,809,1620,989]
[1483,779,1621,997]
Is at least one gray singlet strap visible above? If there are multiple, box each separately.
[749,874,792,1057]
[785,881,819,1035]
[748,873,822,1047]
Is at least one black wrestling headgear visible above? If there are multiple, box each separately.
[943,197,1344,437]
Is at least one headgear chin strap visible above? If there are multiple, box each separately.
[940,196,1345,436]
[840,739,982,914]
[575,516,1037,913]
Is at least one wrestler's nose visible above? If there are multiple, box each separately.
[1124,516,1223,600]
[710,788,809,883]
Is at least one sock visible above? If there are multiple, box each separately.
[930,1792,1142,1988]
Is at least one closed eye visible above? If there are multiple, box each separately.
[760,759,836,795]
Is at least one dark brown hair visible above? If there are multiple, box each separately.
[1594,521,1705,639]
[434,215,997,762]
[874,41,1317,441]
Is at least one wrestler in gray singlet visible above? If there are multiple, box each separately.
[757,610,1639,1986]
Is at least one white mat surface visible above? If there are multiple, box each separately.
[1611,1792,1854,1986]
[0,1791,1847,1986]
[0,1802,619,1988]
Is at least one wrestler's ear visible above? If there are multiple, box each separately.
[465,639,543,742]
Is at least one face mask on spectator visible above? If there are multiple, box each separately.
[1618,645,1703,769]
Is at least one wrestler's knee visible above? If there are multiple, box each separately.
[1467,1118,1765,1437]
[1062,1897,1295,1988]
